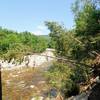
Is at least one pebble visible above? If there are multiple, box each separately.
[38,81,46,84]
[17,71,21,74]
[6,80,10,85]
[12,75,18,77]
[30,85,35,88]
[31,96,44,100]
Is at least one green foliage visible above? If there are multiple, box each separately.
[73,1,100,36]
[45,0,100,97]
[45,21,66,54]
[46,62,80,97]
[33,36,48,52]
[46,62,73,90]
[71,65,91,83]
[64,81,79,97]
[45,22,77,57]
[0,28,49,61]
[71,0,100,61]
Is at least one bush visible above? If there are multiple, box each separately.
[64,82,79,97]
[46,61,80,97]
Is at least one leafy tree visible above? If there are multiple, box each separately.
[45,21,69,56]
[45,0,100,97]
[71,0,100,61]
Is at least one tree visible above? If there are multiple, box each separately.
[71,0,100,61]
[45,0,100,98]
[45,21,68,56]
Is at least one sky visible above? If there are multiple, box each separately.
[0,0,75,35]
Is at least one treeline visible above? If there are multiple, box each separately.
[45,0,100,98]
[0,27,49,61]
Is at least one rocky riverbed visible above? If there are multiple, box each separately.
[0,48,55,70]
[2,62,54,100]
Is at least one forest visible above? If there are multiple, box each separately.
[0,27,49,61]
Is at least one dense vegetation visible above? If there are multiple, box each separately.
[0,27,49,61]
[45,0,100,98]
